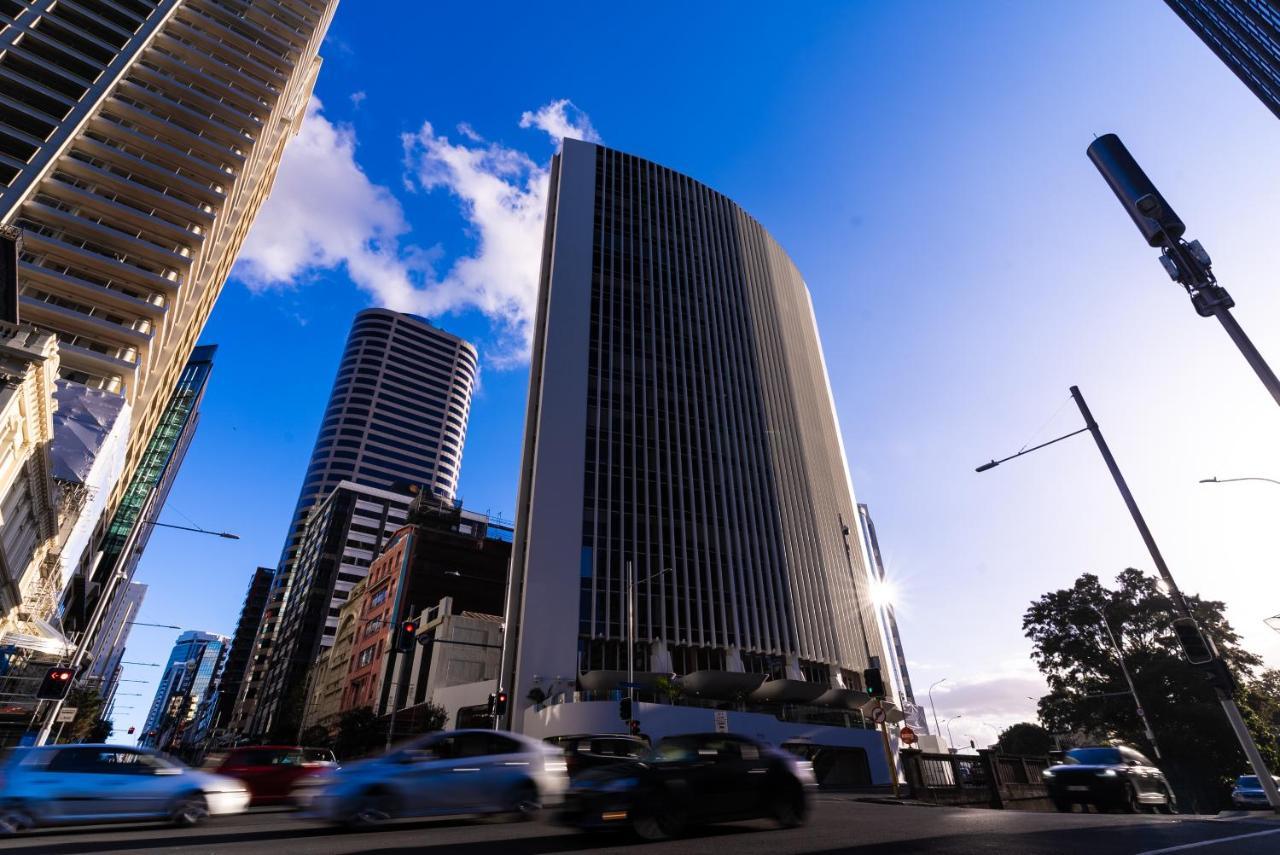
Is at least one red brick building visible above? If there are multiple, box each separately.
[335,496,512,718]
[342,525,414,713]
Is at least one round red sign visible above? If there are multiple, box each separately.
[899,725,918,745]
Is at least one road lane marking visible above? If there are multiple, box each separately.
[1136,827,1280,854]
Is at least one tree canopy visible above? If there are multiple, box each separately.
[997,722,1054,757]
[1023,568,1277,813]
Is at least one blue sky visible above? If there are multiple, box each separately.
[115,1,1280,749]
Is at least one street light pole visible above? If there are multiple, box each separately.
[626,564,670,719]
[1091,603,1161,760]
[35,518,237,746]
[927,678,946,737]
[977,384,1280,812]
[945,715,963,752]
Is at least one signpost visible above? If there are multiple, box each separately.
[899,725,917,746]
[872,702,900,798]
[714,709,729,733]
[56,707,77,724]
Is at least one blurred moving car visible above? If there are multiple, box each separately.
[0,744,249,835]
[557,732,815,840]
[1043,746,1176,813]
[303,729,567,826]
[1231,775,1280,810]
[544,734,649,780]
[217,745,337,806]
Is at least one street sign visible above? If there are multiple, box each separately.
[617,682,645,689]
[714,709,729,733]
[899,725,917,745]
[871,705,887,725]
[56,707,77,724]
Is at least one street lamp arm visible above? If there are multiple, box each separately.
[974,428,1091,472]
[1200,476,1280,487]
[146,520,239,539]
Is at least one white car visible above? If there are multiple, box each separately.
[0,744,249,835]
[304,729,568,826]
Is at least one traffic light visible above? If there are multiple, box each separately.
[628,719,642,737]
[127,726,136,735]
[494,690,508,716]
[1171,617,1216,665]
[37,666,75,700]
[863,667,885,698]
[619,697,632,721]
[397,619,417,652]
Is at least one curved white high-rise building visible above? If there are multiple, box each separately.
[502,141,893,746]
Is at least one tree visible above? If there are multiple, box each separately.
[333,707,382,760]
[62,687,110,743]
[997,722,1054,757]
[1023,568,1265,813]
[405,700,448,736]
[299,725,332,748]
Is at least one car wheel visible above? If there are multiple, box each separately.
[169,792,209,827]
[771,784,807,828]
[1119,783,1140,814]
[348,789,397,828]
[1155,786,1179,815]
[0,801,33,836]
[633,796,686,841]
[490,780,540,823]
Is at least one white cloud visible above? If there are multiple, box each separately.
[349,90,366,108]
[398,120,559,364]
[234,99,425,313]
[519,99,600,145]
[235,98,594,365]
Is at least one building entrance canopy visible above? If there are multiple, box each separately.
[0,615,75,657]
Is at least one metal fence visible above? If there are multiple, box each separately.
[901,749,1053,810]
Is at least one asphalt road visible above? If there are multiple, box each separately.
[4,797,1280,855]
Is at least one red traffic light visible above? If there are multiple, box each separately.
[398,619,418,652]
[37,667,76,699]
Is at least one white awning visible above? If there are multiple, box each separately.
[0,616,75,657]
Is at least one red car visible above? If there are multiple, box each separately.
[216,746,337,806]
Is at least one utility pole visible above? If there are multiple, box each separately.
[1091,604,1161,760]
[976,386,1280,812]
[1068,386,1280,812]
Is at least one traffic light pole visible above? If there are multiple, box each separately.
[35,564,128,746]
[1069,386,1280,813]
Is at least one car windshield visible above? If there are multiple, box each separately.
[646,738,699,763]
[1065,748,1122,765]
[1238,776,1261,787]
[231,749,303,766]
[303,748,335,764]
[588,739,644,758]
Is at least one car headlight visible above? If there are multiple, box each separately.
[600,777,639,793]
[1042,770,1054,778]
[1097,769,1118,777]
